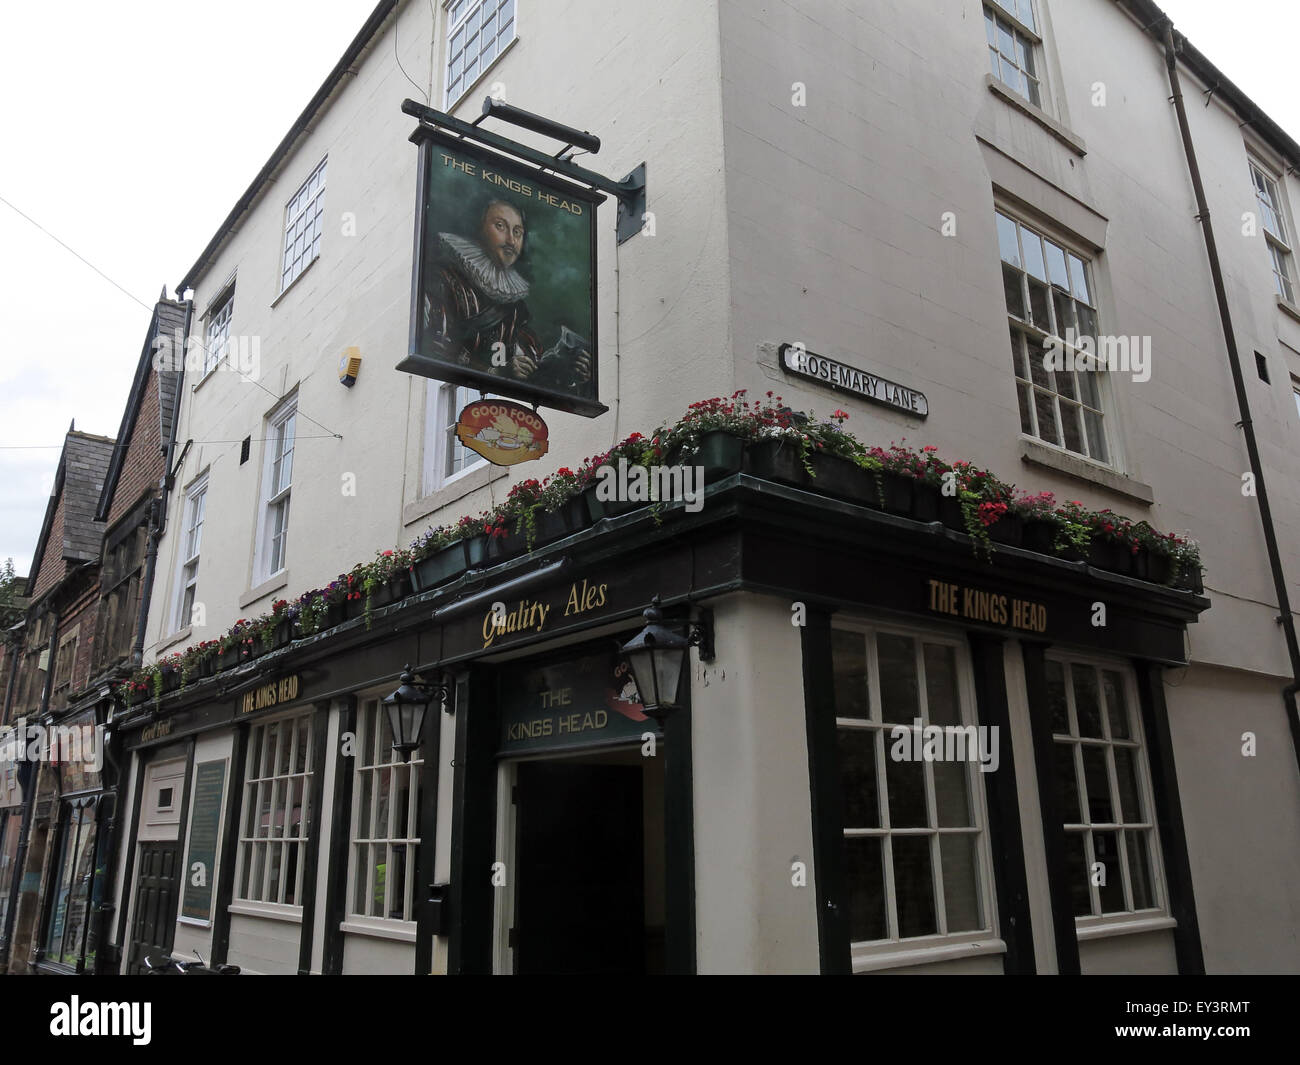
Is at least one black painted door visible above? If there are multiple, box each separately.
[128,842,181,974]
[514,762,644,975]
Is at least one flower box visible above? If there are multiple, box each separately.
[160,667,181,694]
[528,497,589,550]
[986,514,1023,547]
[882,473,916,517]
[745,438,810,489]
[937,495,965,533]
[694,430,746,481]
[1088,539,1133,577]
[1174,561,1204,594]
[216,647,241,673]
[1021,520,1057,556]
[582,483,642,523]
[273,619,293,649]
[486,529,527,563]
[806,453,872,504]
[465,535,489,567]
[411,542,469,592]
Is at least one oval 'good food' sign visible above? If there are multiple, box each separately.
[456,399,550,466]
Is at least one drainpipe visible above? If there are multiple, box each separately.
[1160,22,1300,782]
[0,630,21,967]
[131,496,164,670]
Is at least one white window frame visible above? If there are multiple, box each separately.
[1248,156,1296,304]
[280,157,327,293]
[996,207,1112,466]
[443,0,517,108]
[172,473,208,633]
[831,618,1000,971]
[203,292,233,376]
[255,399,297,583]
[346,698,423,928]
[423,382,490,496]
[1043,652,1169,936]
[234,710,315,911]
[984,0,1044,110]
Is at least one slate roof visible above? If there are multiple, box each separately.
[26,430,116,596]
[155,298,187,447]
[60,433,115,562]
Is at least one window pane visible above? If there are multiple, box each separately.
[1113,747,1142,823]
[838,728,880,828]
[1102,671,1130,739]
[876,634,918,723]
[1081,745,1114,824]
[831,629,870,719]
[1068,254,1090,302]
[940,834,981,931]
[923,643,960,727]
[1084,409,1107,462]
[1016,0,1036,32]
[1094,830,1126,912]
[996,212,1021,266]
[934,760,972,827]
[1033,389,1060,445]
[1016,383,1034,435]
[1126,831,1154,909]
[1060,402,1084,453]
[893,836,937,938]
[884,746,927,828]
[1002,264,1026,319]
[1022,230,1046,281]
[842,837,887,942]
[1027,277,1050,330]
[357,769,374,838]
[1073,667,1104,738]
[1055,743,1081,823]
[1045,240,1070,289]
[1064,831,1092,916]
[1052,290,1076,336]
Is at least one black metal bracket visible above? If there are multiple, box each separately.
[688,607,715,663]
[410,668,454,715]
[401,98,646,245]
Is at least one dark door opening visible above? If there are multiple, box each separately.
[127,842,181,974]
[514,757,660,974]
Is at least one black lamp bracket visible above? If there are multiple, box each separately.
[409,668,454,715]
[687,607,715,663]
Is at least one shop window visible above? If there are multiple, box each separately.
[1249,156,1296,303]
[831,624,996,958]
[348,700,423,923]
[1045,656,1166,924]
[984,0,1042,108]
[997,209,1109,463]
[445,0,516,107]
[42,799,101,971]
[281,157,326,292]
[236,713,314,907]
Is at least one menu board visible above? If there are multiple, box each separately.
[180,760,226,921]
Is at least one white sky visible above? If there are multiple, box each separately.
[0,0,1297,577]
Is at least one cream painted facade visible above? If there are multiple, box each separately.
[119,0,1300,975]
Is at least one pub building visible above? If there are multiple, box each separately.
[108,457,1206,975]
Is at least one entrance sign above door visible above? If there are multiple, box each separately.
[779,342,929,418]
[499,649,655,756]
[457,399,549,466]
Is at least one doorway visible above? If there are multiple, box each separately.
[127,842,181,974]
[504,748,666,975]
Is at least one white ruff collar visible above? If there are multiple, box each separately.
[439,232,530,303]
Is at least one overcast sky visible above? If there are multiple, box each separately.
[1,0,1296,577]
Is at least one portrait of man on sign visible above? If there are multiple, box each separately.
[422,197,593,391]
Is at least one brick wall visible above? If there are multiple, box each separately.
[28,497,65,602]
[106,372,164,529]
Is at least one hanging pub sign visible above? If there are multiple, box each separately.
[397,129,608,418]
[779,342,929,418]
[457,398,549,466]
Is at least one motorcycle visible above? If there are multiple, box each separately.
[143,950,240,975]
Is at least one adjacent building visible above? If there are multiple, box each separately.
[6,0,1300,975]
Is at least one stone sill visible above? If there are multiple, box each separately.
[1076,914,1176,942]
[403,463,509,528]
[155,626,193,656]
[1019,438,1154,505]
[985,74,1087,157]
[1278,296,1300,325]
[239,571,290,611]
